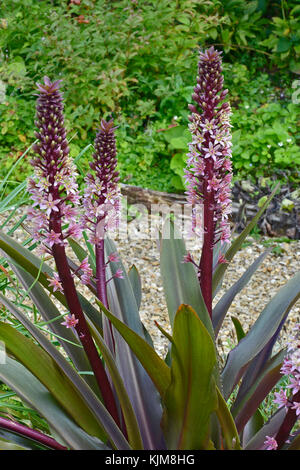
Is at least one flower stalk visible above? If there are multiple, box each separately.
[0,416,67,450]
[185,47,233,317]
[82,119,121,352]
[28,77,120,426]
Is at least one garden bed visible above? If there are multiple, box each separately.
[1,206,298,361]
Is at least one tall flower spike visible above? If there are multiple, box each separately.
[82,119,121,305]
[185,47,233,317]
[82,119,120,240]
[28,76,81,252]
[28,78,120,425]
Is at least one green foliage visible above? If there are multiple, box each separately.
[1,0,300,191]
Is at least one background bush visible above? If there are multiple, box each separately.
[0,0,299,192]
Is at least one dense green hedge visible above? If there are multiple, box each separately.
[0,0,300,192]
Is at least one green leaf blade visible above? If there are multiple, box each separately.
[162,304,218,450]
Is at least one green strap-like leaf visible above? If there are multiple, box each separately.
[0,357,109,450]
[128,264,142,311]
[231,316,246,343]
[105,239,165,449]
[6,264,99,394]
[0,322,105,441]
[0,322,131,449]
[161,304,218,450]
[215,387,241,450]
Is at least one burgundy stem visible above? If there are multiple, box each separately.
[51,242,120,426]
[96,240,109,309]
[275,390,300,449]
[0,417,67,450]
[199,159,214,318]
[95,239,116,353]
[50,208,120,426]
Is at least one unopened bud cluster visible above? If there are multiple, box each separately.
[185,46,233,245]
[82,119,120,244]
[27,77,85,289]
[28,77,81,251]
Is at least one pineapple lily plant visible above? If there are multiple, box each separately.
[0,48,299,451]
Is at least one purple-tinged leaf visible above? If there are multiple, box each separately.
[88,322,144,450]
[160,221,214,339]
[231,350,285,433]
[231,315,287,416]
[221,271,300,398]
[242,409,265,448]
[97,298,170,399]
[105,238,166,450]
[213,250,270,336]
[212,184,279,295]
[244,408,286,450]
[0,417,66,450]
[128,264,154,348]
[275,389,300,449]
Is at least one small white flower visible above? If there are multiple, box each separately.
[278,142,283,147]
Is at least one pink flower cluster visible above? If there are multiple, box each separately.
[273,324,300,414]
[27,77,81,255]
[264,436,278,450]
[184,47,233,245]
[264,323,300,450]
[82,119,120,244]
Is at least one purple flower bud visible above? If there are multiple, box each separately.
[28,77,81,252]
[185,47,233,317]
[82,119,120,240]
[185,47,232,246]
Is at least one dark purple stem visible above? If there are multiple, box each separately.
[95,239,116,352]
[0,417,67,450]
[96,240,108,309]
[50,210,120,427]
[199,159,214,318]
